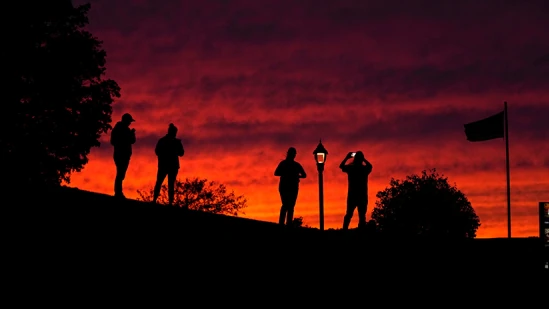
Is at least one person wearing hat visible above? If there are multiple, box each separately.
[110,113,136,198]
[274,147,307,226]
[152,123,185,206]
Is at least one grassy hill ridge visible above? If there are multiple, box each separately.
[7,185,545,290]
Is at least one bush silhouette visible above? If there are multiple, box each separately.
[138,177,247,216]
[372,169,480,238]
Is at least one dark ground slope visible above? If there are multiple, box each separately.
[5,186,546,300]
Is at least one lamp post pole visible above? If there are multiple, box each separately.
[318,163,324,231]
[313,139,328,231]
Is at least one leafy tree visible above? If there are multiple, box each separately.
[137,178,247,216]
[371,169,480,238]
[4,2,120,187]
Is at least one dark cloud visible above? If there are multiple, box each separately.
[93,102,549,161]
[140,62,549,113]
[80,0,549,111]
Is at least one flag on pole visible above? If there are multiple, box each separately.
[464,111,504,142]
[463,103,511,238]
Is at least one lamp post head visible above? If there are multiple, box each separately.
[313,139,328,170]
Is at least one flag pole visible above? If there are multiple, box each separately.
[504,101,511,238]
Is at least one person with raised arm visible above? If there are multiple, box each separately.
[339,151,373,230]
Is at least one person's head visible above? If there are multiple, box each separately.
[121,113,135,126]
[167,123,178,137]
[353,151,364,163]
[286,147,297,160]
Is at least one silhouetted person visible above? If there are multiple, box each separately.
[110,113,136,198]
[274,147,306,226]
[339,151,373,230]
[153,123,184,206]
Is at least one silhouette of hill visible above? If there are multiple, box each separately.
[7,186,545,298]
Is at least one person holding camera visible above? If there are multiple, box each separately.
[339,151,373,230]
[110,113,136,199]
[152,123,185,206]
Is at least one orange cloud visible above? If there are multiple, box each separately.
[68,0,549,237]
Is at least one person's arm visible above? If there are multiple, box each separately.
[339,152,353,170]
[298,164,307,178]
[110,127,118,146]
[364,158,373,174]
[129,128,136,144]
[274,161,283,177]
[155,139,161,156]
[177,140,184,157]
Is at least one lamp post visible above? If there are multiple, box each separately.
[313,140,328,231]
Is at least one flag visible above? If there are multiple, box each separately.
[464,111,504,142]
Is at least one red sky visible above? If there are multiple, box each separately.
[69,0,549,237]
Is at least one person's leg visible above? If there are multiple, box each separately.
[278,189,287,225]
[286,188,299,226]
[167,169,178,206]
[153,169,168,203]
[114,157,130,197]
[343,195,356,230]
[357,200,368,229]
[114,161,122,196]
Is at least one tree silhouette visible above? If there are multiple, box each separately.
[292,216,311,228]
[137,178,247,216]
[5,2,120,187]
[371,169,480,238]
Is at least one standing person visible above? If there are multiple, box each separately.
[110,113,136,199]
[274,147,307,226]
[339,151,373,230]
[153,123,185,206]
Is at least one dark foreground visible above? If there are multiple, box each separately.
[7,186,546,303]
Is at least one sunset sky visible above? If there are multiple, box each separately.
[68,0,549,237]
